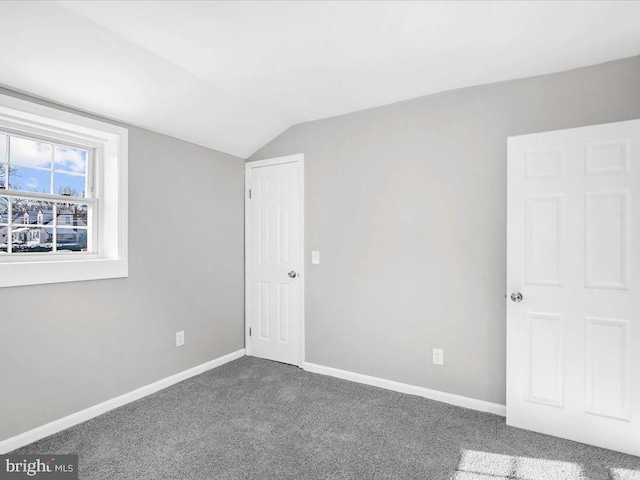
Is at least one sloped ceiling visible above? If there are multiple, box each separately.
[0,1,639,158]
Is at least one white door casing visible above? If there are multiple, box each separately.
[245,154,304,366]
[507,119,640,456]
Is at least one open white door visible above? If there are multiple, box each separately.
[245,154,304,366]
[507,119,640,456]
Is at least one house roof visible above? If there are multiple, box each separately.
[2,209,86,229]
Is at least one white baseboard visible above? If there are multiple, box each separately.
[302,362,506,417]
[0,349,245,454]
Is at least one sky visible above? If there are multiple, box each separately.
[0,133,87,195]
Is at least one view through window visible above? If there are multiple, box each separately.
[0,131,92,254]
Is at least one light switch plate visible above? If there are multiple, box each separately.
[311,251,320,264]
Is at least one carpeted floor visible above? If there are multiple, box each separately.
[13,356,640,479]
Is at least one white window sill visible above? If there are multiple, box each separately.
[0,258,128,288]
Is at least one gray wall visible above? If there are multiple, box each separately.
[0,89,245,442]
[250,56,640,405]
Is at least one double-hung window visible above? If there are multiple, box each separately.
[0,132,94,255]
[0,94,128,287]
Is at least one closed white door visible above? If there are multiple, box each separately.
[246,155,303,366]
[507,119,640,456]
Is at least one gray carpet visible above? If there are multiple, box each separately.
[12,356,640,479]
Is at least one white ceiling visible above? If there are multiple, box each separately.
[0,1,639,158]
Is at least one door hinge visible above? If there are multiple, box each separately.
[248,189,252,199]
[249,327,252,337]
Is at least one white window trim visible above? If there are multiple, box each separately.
[0,94,128,287]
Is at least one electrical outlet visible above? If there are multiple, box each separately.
[311,251,320,264]
[432,348,444,366]
[176,331,185,347]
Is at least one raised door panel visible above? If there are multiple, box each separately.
[526,312,564,407]
[277,283,290,343]
[585,318,629,421]
[525,147,564,180]
[258,282,271,340]
[525,195,563,286]
[585,192,629,289]
[585,140,629,176]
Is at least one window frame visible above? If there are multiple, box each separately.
[0,94,128,287]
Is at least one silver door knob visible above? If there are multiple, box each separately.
[510,292,523,303]
[288,271,297,278]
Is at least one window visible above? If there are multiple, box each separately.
[0,94,128,287]
[0,132,93,255]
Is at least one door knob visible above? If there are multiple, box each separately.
[510,292,523,303]
[288,271,297,278]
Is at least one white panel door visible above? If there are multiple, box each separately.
[507,119,640,456]
[246,157,302,366]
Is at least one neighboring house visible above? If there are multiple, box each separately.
[53,209,87,247]
[1,209,87,251]
[10,209,54,246]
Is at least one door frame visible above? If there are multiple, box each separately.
[244,153,305,367]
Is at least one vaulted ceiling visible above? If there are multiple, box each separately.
[1,1,639,158]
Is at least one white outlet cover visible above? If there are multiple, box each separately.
[432,348,444,366]
[176,331,185,347]
[311,251,320,264]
